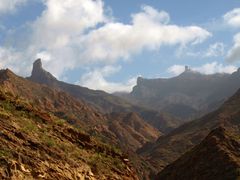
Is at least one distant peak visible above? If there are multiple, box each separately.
[237,67,240,73]
[137,77,144,85]
[184,65,190,72]
[33,59,43,70]
[178,66,201,77]
[30,59,57,83]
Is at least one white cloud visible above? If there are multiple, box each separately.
[32,0,106,49]
[36,51,52,62]
[227,32,240,62]
[193,62,237,74]
[81,5,211,63]
[177,42,225,58]
[205,42,225,57]
[167,65,186,76]
[168,62,237,76]
[0,47,32,73]
[0,0,28,14]
[0,2,211,80]
[223,8,240,28]
[78,66,137,93]
[25,0,107,77]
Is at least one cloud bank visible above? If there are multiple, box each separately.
[223,8,240,28]
[168,62,237,76]
[0,0,212,92]
[78,66,137,93]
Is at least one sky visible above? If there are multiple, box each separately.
[0,0,240,93]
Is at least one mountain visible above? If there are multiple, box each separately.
[28,59,180,133]
[0,68,160,179]
[0,76,138,179]
[107,112,161,151]
[138,86,240,172]
[29,59,133,113]
[0,69,163,151]
[122,66,240,120]
[156,127,240,180]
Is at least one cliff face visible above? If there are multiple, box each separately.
[127,68,240,120]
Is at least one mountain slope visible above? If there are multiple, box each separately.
[107,112,161,151]
[0,84,138,179]
[0,68,160,179]
[0,69,163,153]
[28,59,180,133]
[156,127,240,180]
[125,67,240,120]
[138,87,240,172]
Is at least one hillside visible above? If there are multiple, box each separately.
[138,87,240,172]
[123,66,240,120]
[28,59,180,133]
[0,83,138,179]
[107,112,161,151]
[156,127,240,180]
[0,68,160,179]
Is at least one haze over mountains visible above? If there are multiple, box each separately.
[0,59,240,179]
[138,81,240,173]
[28,59,181,134]
[119,66,240,120]
[1,1,240,179]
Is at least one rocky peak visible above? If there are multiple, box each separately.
[33,58,43,70]
[30,59,57,84]
[136,77,144,85]
[178,66,201,77]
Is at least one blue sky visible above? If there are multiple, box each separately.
[0,0,240,93]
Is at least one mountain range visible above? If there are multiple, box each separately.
[119,66,240,121]
[0,59,240,179]
[28,59,181,134]
[0,70,138,179]
[138,80,240,175]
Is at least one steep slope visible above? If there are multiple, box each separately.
[126,66,240,120]
[28,59,180,133]
[0,69,108,130]
[29,59,133,113]
[107,112,161,151]
[156,127,240,180]
[0,68,159,179]
[0,69,163,152]
[138,87,240,172]
[0,85,138,179]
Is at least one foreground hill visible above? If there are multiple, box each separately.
[0,69,162,151]
[0,68,159,179]
[28,59,180,133]
[138,86,240,172]
[0,84,138,179]
[156,127,240,180]
[123,66,240,120]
